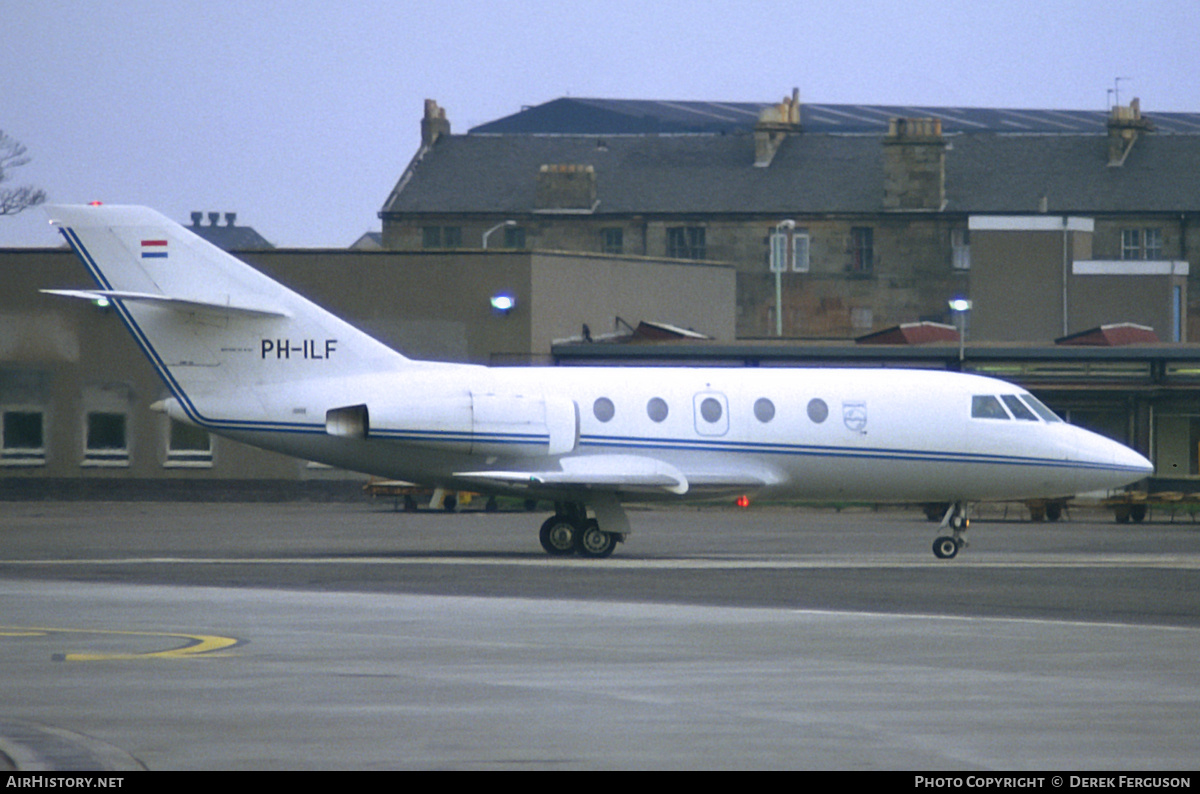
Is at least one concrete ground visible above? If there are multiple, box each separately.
[1,502,1197,770]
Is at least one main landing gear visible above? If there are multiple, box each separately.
[932,501,969,559]
[538,501,625,559]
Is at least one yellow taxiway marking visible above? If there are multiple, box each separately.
[0,625,240,662]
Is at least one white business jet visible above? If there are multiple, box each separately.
[44,205,1152,559]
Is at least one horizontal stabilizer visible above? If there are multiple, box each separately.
[41,289,291,318]
[456,454,691,495]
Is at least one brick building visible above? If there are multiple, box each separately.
[380,94,1200,341]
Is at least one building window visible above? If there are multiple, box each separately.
[166,420,212,467]
[667,226,706,260]
[951,228,971,270]
[422,226,463,248]
[601,228,623,255]
[1144,228,1163,259]
[1121,227,1163,260]
[1121,229,1140,260]
[769,229,810,272]
[849,227,874,273]
[792,232,810,272]
[2,409,45,466]
[850,307,874,330]
[84,411,129,466]
[503,226,526,249]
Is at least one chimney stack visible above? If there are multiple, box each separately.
[1108,97,1152,167]
[753,87,802,168]
[421,98,450,147]
[207,212,220,227]
[225,212,237,227]
[190,211,203,227]
[882,117,947,211]
[535,164,597,210]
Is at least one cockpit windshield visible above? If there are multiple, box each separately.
[1001,395,1038,421]
[972,393,1063,422]
[1020,393,1063,422]
[971,395,1010,419]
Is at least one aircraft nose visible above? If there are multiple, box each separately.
[1073,427,1153,482]
[1118,445,1155,476]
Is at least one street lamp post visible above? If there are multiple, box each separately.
[482,220,516,249]
[949,298,972,364]
[772,220,795,337]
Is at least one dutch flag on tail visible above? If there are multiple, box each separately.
[141,239,168,259]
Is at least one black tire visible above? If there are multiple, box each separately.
[1130,504,1147,523]
[539,515,577,556]
[575,519,617,559]
[932,536,959,559]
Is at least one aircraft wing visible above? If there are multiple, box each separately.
[455,454,777,496]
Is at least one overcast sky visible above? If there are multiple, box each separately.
[2,0,1196,248]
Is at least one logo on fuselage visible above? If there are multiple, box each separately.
[842,401,868,433]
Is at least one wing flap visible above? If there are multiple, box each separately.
[456,454,691,495]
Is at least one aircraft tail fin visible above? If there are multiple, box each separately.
[47,204,411,417]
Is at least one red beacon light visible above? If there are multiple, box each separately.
[88,201,103,206]
[735,495,750,508]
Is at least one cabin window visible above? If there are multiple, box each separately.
[593,397,615,423]
[971,395,1010,420]
[699,397,723,424]
[807,398,829,424]
[646,397,668,423]
[1001,395,1038,421]
[754,398,775,423]
[1020,394,1063,423]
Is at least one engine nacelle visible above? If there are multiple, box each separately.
[326,391,578,457]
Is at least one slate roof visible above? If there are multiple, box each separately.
[186,217,274,250]
[472,97,1200,135]
[382,129,1200,217]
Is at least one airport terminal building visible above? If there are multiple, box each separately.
[2,91,1199,496]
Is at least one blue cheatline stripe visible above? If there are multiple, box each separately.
[141,252,168,259]
[61,227,322,435]
[61,227,554,447]
[57,227,1147,474]
[579,435,1145,475]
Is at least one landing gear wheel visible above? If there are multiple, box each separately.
[932,536,960,559]
[539,515,578,556]
[575,519,617,559]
